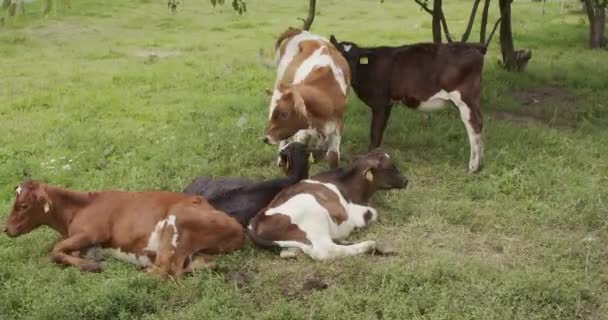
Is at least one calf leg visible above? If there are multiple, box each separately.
[51,234,103,272]
[149,219,181,278]
[310,240,378,261]
[369,105,393,149]
[276,239,377,261]
[450,92,483,173]
[326,131,341,169]
[276,140,287,166]
[184,254,216,273]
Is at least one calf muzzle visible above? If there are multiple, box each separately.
[3,225,16,237]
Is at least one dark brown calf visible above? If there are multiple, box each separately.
[3,180,243,278]
[183,141,311,227]
[330,36,487,173]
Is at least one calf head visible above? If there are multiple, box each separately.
[278,141,311,179]
[355,149,408,192]
[4,180,52,237]
[329,35,368,81]
[263,85,309,145]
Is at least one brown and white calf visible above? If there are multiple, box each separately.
[330,35,487,173]
[3,180,243,278]
[262,27,351,169]
[247,149,407,260]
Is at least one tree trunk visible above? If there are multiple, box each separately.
[584,0,607,49]
[542,0,546,15]
[462,0,482,42]
[499,0,517,70]
[432,0,443,43]
[302,0,316,31]
[479,0,491,44]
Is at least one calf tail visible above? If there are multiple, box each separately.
[246,220,280,249]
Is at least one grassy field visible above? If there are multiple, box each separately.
[1,0,607,319]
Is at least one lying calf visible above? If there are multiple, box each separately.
[183,140,312,227]
[247,149,407,260]
[3,180,243,278]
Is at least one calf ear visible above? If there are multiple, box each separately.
[34,188,53,214]
[292,90,307,118]
[329,35,338,46]
[40,194,52,214]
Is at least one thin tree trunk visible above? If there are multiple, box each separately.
[499,0,517,70]
[542,0,546,15]
[432,0,443,43]
[439,11,453,42]
[584,0,607,48]
[301,0,316,31]
[462,0,482,42]
[592,7,606,48]
[480,0,491,44]
[413,0,452,42]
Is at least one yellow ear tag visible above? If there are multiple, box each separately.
[365,170,374,182]
[44,202,50,214]
[308,153,315,164]
[359,56,368,65]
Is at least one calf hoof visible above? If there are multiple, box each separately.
[372,243,397,256]
[277,156,285,167]
[145,266,171,279]
[467,164,482,175]
[326,151,339,169]
[79,261,103,273]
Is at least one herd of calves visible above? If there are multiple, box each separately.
[4,27,489,278]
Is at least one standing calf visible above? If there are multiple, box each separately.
[247,149,407,260]
[3,181,243,278]
[263,27,351,169]
[183,140,312,227]
[330,35,487,173]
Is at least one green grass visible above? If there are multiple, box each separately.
[1,0,607,319]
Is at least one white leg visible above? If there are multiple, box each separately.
[449,93,482,173]
[309,240,377,261]
[277,239,377,261]
[276,140,287,166]
[326,131,341,159]
[325,131,341,168]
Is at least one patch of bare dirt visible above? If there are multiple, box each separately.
[281,274,329,300]
[492,85,580,128]
[224,271,252,288]
[489,111,549,128]
[31,21,97,38]
[512,85,577,107]
[131,48,180,59]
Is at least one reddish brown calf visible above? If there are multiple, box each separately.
[4,180,243,278]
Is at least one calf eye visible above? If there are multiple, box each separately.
[276,111,289,120]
